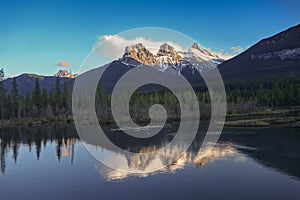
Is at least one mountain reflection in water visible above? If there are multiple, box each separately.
[96,143,245,181]
[0,123,299,182]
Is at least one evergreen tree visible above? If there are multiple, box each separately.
[42,89,49,107]
[0,68,4,81]
[11,78,19,118]
[274,82,284,106]
[6,95,12,119]
[0,80,6,120]
[258,83,264,105]
[96,81,108,119]
[286,83,295,105]
[24,91,32,116]
[49,89,55,107]
[33,78,42,109]
[54,77,62,115]
[62,82,68,108]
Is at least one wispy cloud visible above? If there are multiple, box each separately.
[93,34,242,60]
[93,35,185,59]
[214,46,243,59]
[230,46,243,54]
[213,50,235,60]
[56,61,71,68]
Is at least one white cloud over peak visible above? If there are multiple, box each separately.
[93,35,185,59]
[93,34,242,60]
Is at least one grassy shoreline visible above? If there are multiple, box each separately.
[0,116,74,127]
[225,107,300,127]
[0,108,299,128]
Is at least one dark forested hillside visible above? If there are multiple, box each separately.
[217,24,300,81]
[2,74,72,96]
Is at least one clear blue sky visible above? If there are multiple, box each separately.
[0,0,299,77]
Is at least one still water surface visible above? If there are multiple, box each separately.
[0,123,299,200]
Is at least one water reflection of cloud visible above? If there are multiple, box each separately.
[95,143,245,181]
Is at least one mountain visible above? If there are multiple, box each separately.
[124,43,159,65]
[156,43,183,64]
[73,57,203,94]
[217,24,300,81]
[77,25,300,93]
[188,42,223,64]
[55,69,78,78]
[1,42,223,96]
[2,74,72,96]
[122,42,225,74]
[4,25,299,96]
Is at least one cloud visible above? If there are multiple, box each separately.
[214,46,243,60]
[93,35,185,59]
[93,34,243,61]
[230,46,243,54]
[56,61,71,68]
[214,50,236,60]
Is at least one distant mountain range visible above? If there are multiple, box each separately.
[2,24,300,95]
[2,74,72,96]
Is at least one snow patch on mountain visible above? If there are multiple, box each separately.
[121,42,226,74]
[251,48,300,60]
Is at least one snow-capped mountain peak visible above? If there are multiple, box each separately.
[187,42,224,65]
[122,42,226,74]
[191,42,220,59]
[156,43,183,66]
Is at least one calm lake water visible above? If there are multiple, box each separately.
[0,123,300,200]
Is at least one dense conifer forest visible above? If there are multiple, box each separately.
[0,68,299,123]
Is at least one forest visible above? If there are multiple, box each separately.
[0,69,299,124]
[0,77,69,122]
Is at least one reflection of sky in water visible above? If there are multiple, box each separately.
[1,125,300,200]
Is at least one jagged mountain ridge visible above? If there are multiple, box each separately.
[124,43,159,65]
[122,42,225,74]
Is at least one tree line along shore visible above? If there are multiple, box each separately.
[0,77,299,127]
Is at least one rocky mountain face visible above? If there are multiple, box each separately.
[55,69,77,78]
[187,42,223,64]
[124,43,159,65]
[217,24,300,81]
[156,43,183,64]
[122,42,224,74]
[190,42,220,59]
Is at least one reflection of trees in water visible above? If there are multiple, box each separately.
[0,124,79,174]
[1,124,299,181]
[0,123,240,179]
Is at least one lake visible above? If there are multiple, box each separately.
[0,123,300,200]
